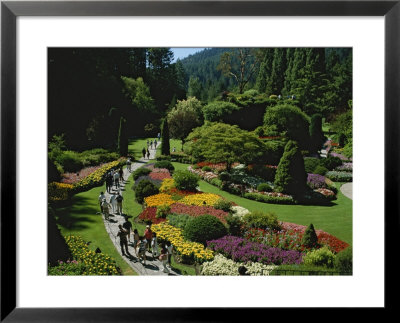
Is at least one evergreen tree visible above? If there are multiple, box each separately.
[274,140,307,195]
[309,114,325,155]
[161,118,170,155]
[302,223,319,248]
[117,117,128,156]
[255,48,274,93]
[267,48,287,95]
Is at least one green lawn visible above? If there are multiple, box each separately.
[128,137,159,160]
[155,138,183,158]
[171,162,353,245]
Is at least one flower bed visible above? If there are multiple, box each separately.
[137,207,167,225]
[207,235,304,265]
[61,164,108,185]
[179,193,222,207]
[335,162,353,172]
[144,193,175,207]
[196,162,240,172]
[200,254,276,276]
[48,182,75,202]
[64,235,120,275]
[148,168,172,181]
[307,173,327,189]
[170,203,229,223]
[152,222,214,264]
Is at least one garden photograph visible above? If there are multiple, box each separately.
[48,47,353,277]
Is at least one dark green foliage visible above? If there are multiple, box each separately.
[48,157,61,183]
[244,192,296,205]
[134,179,159,204]
[274,140,307,195]
[242,211,281,231]
[161,118,170,156]
[172,170,199,191]
[301,223,319,248]
[264,104,310,149]
[166,213,193,229]
[338,133,346,147]
[313,165,329,176]
[132,167,152,180]
[202,166,212,172]
[203,101,241,122]
[210,178,223,188]
[156,205,171,219]
[257,183,273,192]
[183,214,227,245]
[218,172,231,182]
[154,160,174,172]
[309,114,325,154]
[321,156,343,170]
[303,246,335,268]
[213,199,233,212]
[334,247,352,273]
[304,157,321,174]
[225,214,243,236]
[269,264,342,276]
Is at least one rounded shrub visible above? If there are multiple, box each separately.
[304,157,321,174]
[321,156,343,170]
[173,170,199,191]
[334,246,352,273]
[133,167,152,180]
[257,183,273,192]
[303,246,335,268]
[154,160,175,172]
[313,165,329,176]
[301,223,319,248]
[213,198,233,212]
[183,214,227,245]
[134,179,159,204]
[242,211,281,231]
[225,214,243,236]
[219,172,231,182]
[202,166,212,172]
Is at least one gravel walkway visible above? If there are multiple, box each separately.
[340,182,353,200]
[101,142,180,276]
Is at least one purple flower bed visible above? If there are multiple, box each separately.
[335,162,353,172]
[307,173,327,189]
[207,236,303,265]
[329,152,352,161]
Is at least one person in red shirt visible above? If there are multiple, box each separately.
[144,225,153,252]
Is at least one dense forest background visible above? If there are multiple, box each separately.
[48,47,352,151]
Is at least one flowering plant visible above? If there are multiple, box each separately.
[144,193,175,207]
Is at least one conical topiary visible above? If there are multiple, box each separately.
[302,223,319,248]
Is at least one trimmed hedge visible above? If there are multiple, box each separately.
[244,192,296,205]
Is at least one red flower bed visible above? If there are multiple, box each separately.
[138,207,167,225]
[170,203,228,223]
[149,172,172,181]
[196,162,240,171]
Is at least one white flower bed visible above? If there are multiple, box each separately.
[200,254,276,276]
[231,205,250,218]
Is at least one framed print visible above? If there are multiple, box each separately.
[1,0,398,321]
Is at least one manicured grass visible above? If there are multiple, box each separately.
[128,137,159,160]
[171,162,352,245]
[54,179,137,275]
[155,139,183,158]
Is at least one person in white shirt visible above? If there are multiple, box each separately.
[113,171,120,189]
[109,194,117,214]
[98,192,105,213]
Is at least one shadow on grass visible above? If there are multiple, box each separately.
[54,195,99,231]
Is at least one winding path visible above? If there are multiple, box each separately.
[101,143,180,276]
[340,182,353,200]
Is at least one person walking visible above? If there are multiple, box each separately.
[116,192,123,215]
[166,241,173,268]
[102,199,111,221]
[144,225,153,253]
[98,192,106,213]
[126,158,132,172]
[146,149,150,160]
[106,172,113,193]
[159,246,169,273]
[150,140,153,149]
[157,132,161,140]
[142,148,146,159]
[151,232,159,259]
[137,236,147,265]
[117,225,131,257]
[119,167,124,183]
[122,216,132,243]
[132,229,140,257]
[109,194,117,214]
[113,170,120,189]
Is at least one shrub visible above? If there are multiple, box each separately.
[154,160,175,172]
[173,170,199,191]
[303,246,335,268]
[257,183,273,192]
[213,199,233,212]
[325,171,352,182]
[156,155,171,161]
[304,157,321,174]
[210,178,223,188]
[48,260,86,276]
[254,126,265,137]
[242,211,281,231]
[302,223,319,248]
[134,179,159,204]
[166,213,193,229]
[274,140,307,195]
[202,166,212,172]
[321,156,343,170]
[133,167,152,180]
[225,214,243,236]
[313,165,328,175]
[334,246,352,273]
[218,171,231,182]
[244,192,296,205]
[183,214,227,245]
[156,205,171,219]
[56,151,83,173]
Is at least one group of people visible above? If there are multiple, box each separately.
[141,138,159,160]
[98,191,124,220]
[117,223,173,273]
[105,167,125,193]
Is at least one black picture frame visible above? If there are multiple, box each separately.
[1,0,398,321]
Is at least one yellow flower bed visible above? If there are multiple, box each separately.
[65,235,120,275]
[48,182,74,201]
[73,160,121,190]
[160,178,175,193]
[179,193,221,207]
[152,222,214,264]
[144,193,175,207]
